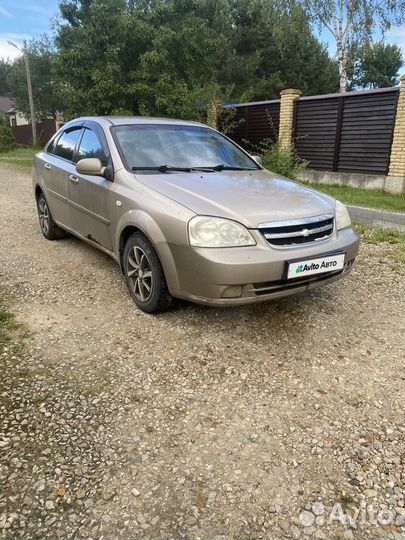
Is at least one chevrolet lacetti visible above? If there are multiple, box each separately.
[32,117,360,313]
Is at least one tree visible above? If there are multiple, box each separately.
[127,0,236,119]
[230,0,339,100]
[302,0,405,93]
[0,59,12,95]
[55,0,236,119]
[53,0,342,119]
[55,0,133,117]
[347,41,403,89]
[7,36,63,120]
[0,113,16,152]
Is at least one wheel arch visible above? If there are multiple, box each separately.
[34,184,44,201]
[118,225,144,271]
[117,211,180,292]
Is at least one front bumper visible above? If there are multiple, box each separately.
[167,226,360,306]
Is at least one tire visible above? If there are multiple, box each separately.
[36,193,66,240]
[123,232,172,314]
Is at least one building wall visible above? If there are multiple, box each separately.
[9,112,29,127]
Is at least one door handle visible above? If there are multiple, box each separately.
[68,174,79,184]
[44,163,51,170]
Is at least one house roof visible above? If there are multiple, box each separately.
[0,96,15,115]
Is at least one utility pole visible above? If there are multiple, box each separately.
[8,40,37,147]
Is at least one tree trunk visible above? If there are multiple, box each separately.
[337,39,348,93]
[207,101,218,129]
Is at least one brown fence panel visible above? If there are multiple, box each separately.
[295,97,341,171]
[224,101,280,150]
[295,88,399,175]
[12,119,57,147]
[226,87,399,175]
[337,90,399,174]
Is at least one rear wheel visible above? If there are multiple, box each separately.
[36,193,66,240]
[124,233,172,313]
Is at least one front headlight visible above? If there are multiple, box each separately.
[335,200,351,230]
[188,216,256,247]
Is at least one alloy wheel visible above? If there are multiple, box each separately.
[38,198,49,235]
[127,246,154,302]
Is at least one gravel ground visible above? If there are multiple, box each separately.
[0,164,404,540]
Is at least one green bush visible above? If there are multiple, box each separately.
[0,114,17,152]
[255,138,308,179]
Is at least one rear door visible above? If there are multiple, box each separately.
[68,122,113,251]
[41,125,83,229]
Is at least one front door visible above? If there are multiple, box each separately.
[42,125,84,229]
[68,126,113,251]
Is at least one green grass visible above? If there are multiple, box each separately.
[0,309,15,345]
[354,221,405,245]
[0,147,37,169]
[300,181,405,213]
[0,147,37,158]
[0,158,33,168]
[354,222,405,270]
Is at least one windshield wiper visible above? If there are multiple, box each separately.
[132,165,193,173]
[131,164,257,173]
[210,164,257,171]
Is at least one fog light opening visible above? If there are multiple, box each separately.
[222,285,243,298]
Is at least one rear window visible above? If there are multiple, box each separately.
[47,136,59,155]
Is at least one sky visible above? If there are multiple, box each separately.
[0,0,404,73]
[0,0,59,60]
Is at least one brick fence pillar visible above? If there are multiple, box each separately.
[388,75,405,178]
[279,88,301,150]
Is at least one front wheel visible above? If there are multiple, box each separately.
[123,233,172,314]
[36,193,66,240]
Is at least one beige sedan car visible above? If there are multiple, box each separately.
[33,117,360,313]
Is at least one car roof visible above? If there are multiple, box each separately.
[73,116,207,128]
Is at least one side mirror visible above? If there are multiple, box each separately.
[251,155,263,166]
[76,158,104,176]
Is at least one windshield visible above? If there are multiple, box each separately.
[112,124,259,171]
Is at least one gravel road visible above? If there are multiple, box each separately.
[0,164,404,540]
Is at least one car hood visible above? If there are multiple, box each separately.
[135,169,336,228]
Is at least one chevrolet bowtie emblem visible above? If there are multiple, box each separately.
[301,228,310,237]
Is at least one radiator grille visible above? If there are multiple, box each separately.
[259,214,334,247]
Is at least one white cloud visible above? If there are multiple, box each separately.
[0,6,14,18]
[0,33,31,61]
[0,39,22,60]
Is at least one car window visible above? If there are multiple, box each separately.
[112,125,259,171]
[53,127,82,162]
[46,135,59,155]
[76,128,108,166]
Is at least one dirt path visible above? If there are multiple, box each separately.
[0,164,404,540]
